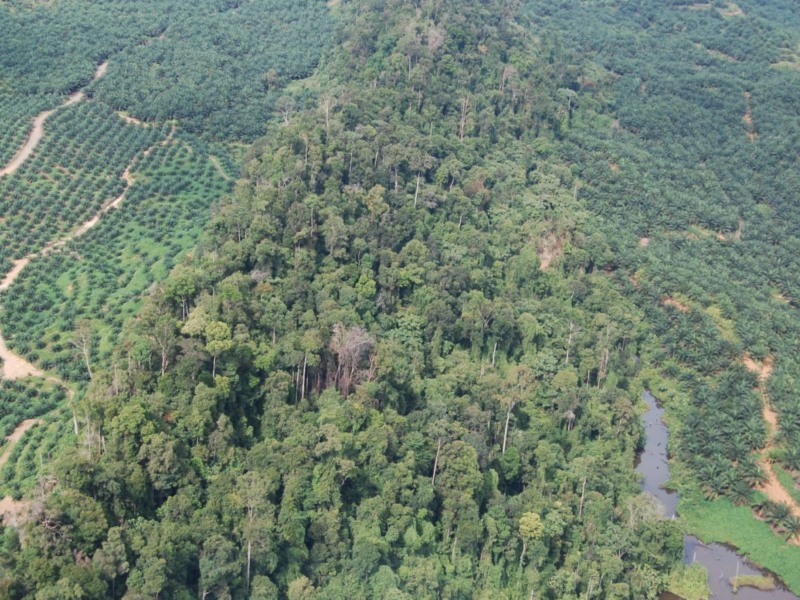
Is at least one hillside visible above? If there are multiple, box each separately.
[0,0,798,598]
[0,0,684,598]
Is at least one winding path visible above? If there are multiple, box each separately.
[743,354,800,525]
[0,61,108,178]
[0,60,177,527]
[0,419,44,527]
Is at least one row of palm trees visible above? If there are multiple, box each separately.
[1,133,232,384]
[753,499,800,542]
[0,104,163,262]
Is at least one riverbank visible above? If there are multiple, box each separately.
[638,370,800,597]
[680,492,800,593]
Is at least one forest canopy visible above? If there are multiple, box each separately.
[0,0,799,598]
[0,0,686,598]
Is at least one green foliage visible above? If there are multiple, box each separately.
[90,0,332,138]
[0,0,685,598]
[0,0,331,140]
[0,380,64,439]
[667,563,710,600]
[0,132,231,382]
[4,0,800,597]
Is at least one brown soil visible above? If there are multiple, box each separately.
[0,335,44,380]
[638,236,650,247]
[116,112,149,126]
[743,353,774,383]
[609,161,619,172]
[0,258,31,293]
[538,233,563,271]
[0,495,32,528]
[663,296,690,312]
[0,125,175,383]
[0,109,55,177]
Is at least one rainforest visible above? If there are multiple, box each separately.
[0,0,798,598]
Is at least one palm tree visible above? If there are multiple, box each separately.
[780,446,800,472]
[783,515,800,542]
[766,502,792,530]
[738,459,768,488]
[727,480,754,506]
[703,471,729,501]
[726,437,751,463]
[742,417,766,450]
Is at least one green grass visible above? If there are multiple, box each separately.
[680,493,800,593]
[731,574,775,592]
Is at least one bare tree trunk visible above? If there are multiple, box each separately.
[459,96,469,141]
[431,439,443,485]
[578,476,587,519]
[83,348,94,381]
[414,173,421,207]
[492,340,498,368]
[320,95,336,133]
[246,539,252,591]
[502,401,515,454]
[301,353,308,400]
[565,321,575,364]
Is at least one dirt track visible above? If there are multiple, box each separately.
[0,419,42,470]
[209,155,232,181]
[743,354,800,526]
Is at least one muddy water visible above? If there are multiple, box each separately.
[638,391,799,600]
